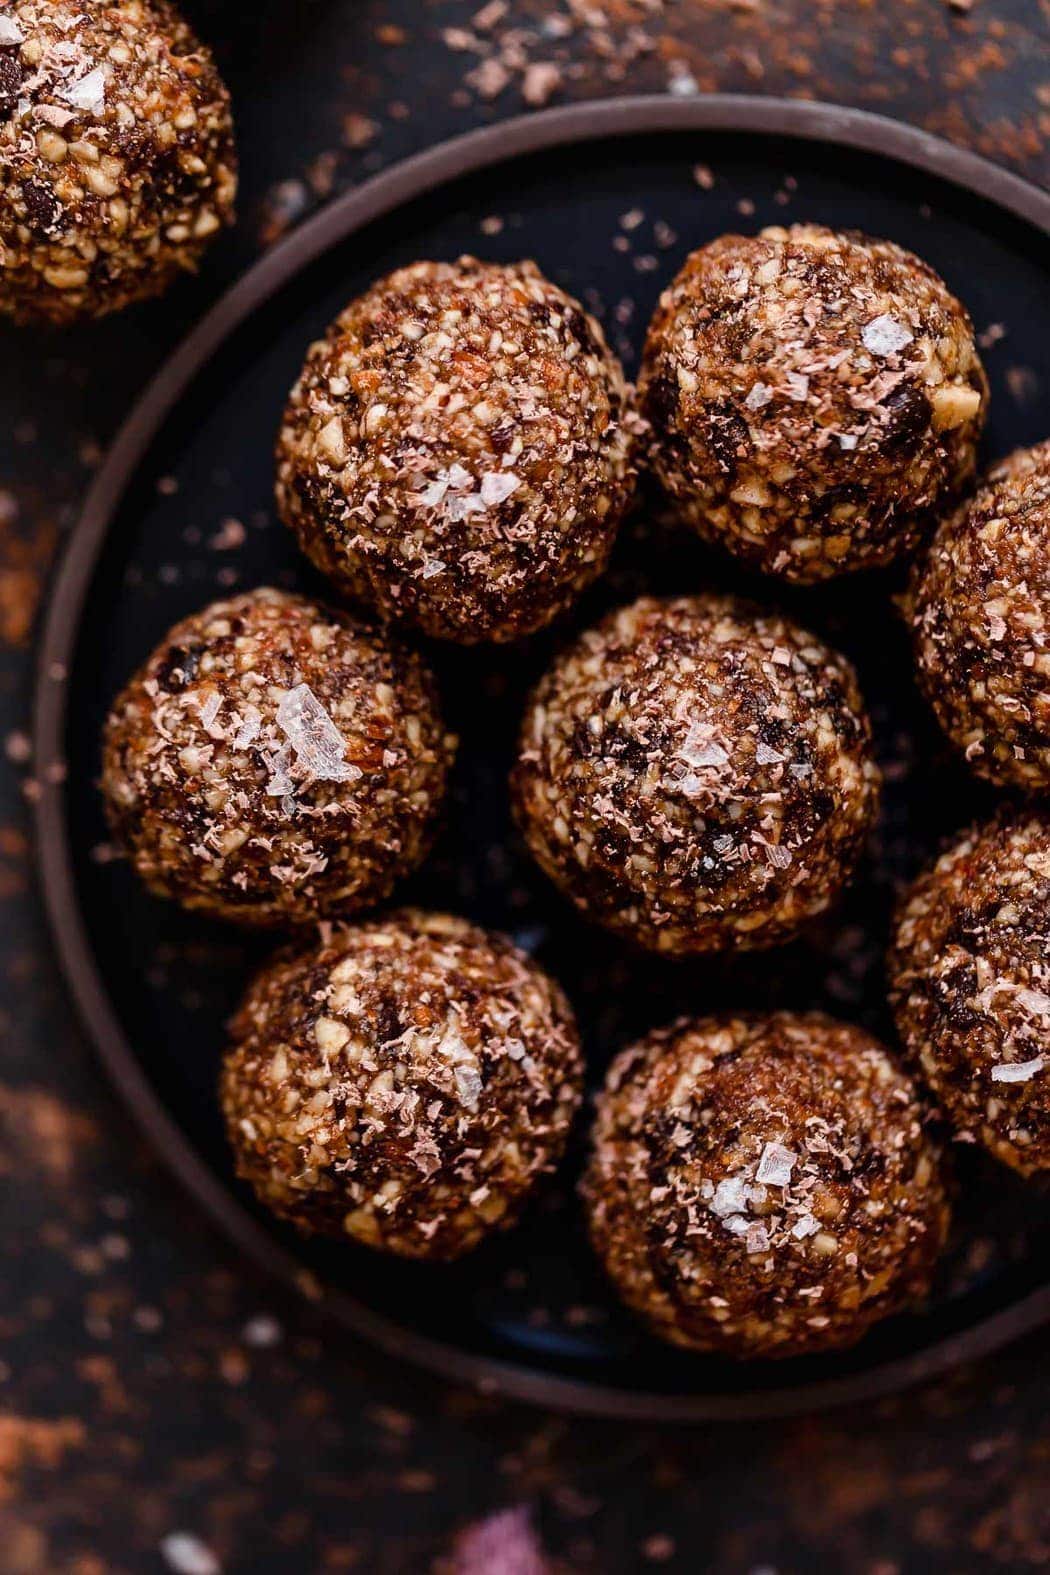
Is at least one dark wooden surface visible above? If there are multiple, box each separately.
[2,4,1049,1570]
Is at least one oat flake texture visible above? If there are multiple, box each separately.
[910,438,1050,790]
[888,811,1050,1176]
[275,256,638,643]
[221,911,584,1260]
[639,223,987,582]
[583,1012,950,1359]
[101,588,454,927]
[0,0,236,324]
[511,593,881,956]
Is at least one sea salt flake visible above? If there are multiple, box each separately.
[160,1533,221,1575]
[745,1222,770,1254]
[446,492,488,521]
[711,1176,750,1217]
[1015,987,1050,1017]
[264,743,295,797]
[454,1064,483,1110]
[755,742,786,766]
[416,477,449,508]
[862,314,913,357]
[59,65,110,115]
[233,706,261,750]
[276,685,360,784]
[756,1141,797,1187]
[679,724,729,770]
[784,372,810,402]
[197,692,222,733]
[0,16,25,44]
[421,556,446,579]
[838,432,859,451]
[991,1056,1044,1083]
[744,381,772,411]
[447,463,474,491]
[791,1211,820,1239]
[479,470,519,506]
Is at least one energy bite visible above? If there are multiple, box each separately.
[221,911,584,1259]
[511,594,881,956]
[639,224,987,582]
[0,0,236,325]
[275,256,637,643]
[888,812,1050,1176]
[101,588,453,927]
[910,439,1050,790]
[583,1012,950,1359]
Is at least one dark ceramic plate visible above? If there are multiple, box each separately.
[34,97,1050,1420]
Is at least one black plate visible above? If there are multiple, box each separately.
[34,98,1050,1420]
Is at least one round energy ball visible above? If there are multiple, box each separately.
[639,224,987,582]
[583,1012,950,1359]
[101,588,453,927]
[910,440,1050,790]
[221,911,584,1259]
[888,812,1050,1176]
[275,256,637,643]
[511,594,881,956]
[0,0,236,325]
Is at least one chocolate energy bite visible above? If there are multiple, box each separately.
[511,595,880,956]
[889,813,1050,1176]
[910,440,1050,790]
[583,1013,950,1359]
[101,588,454,927]
[221,911,584,1259]
[0,0,236,325]
[639,224,987,582]
[275,256,638,643]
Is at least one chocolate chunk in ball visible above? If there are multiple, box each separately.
[102,589,454,927]
[889,812,1050,1176]
[275,256,638,643]
[910,440,1050,790]
[583,1012,950,1358]
[0,0,236,325]
[221,911,584,1259]
[511,594,881,956]
[639,224,987,582]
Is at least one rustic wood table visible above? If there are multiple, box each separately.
[2,4,1048,1570]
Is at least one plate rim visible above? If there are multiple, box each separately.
[32,93,1050,1423]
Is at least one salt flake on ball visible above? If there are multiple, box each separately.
[276,684,360,784]
[862,314,913,357]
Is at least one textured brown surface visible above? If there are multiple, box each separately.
[222,911,583,1260]
[3,2,1050,1570]
[513,594,880,955]
[276,256,637,643]
[0,0,236,324]
[911,440,1050,788]
[639,224,987,581]
[889,811,1050,1176]
[101,588,453,927]
[583,1012,950,1358]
